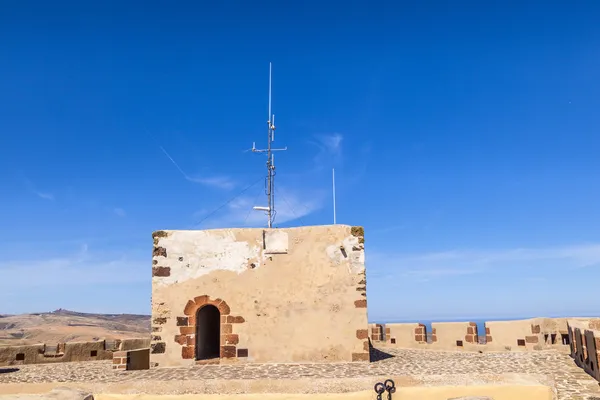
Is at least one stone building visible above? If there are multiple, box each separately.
[150,224,369,367]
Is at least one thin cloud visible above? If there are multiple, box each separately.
[24,178,54,201]
[318,133,343,155]
[0,244,146,289]
[114,208,126,217]
[159,146,236,190]
[368,243,600,282]
[194,186,325,229]
[308,133,344,170]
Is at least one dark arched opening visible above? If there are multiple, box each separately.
[196,305,220,360]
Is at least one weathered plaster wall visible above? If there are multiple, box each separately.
[150,224,368,367]
[113,348,150,371]
[385,323,424,347]
[431,322,477,349]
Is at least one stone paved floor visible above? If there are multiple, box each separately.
[0,348,599,399]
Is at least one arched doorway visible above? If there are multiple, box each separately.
[195,305,220,360]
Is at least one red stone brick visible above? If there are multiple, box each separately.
[184,300,197,315]
[465,335,474,343]
[222,334,239,345]
[221,346,236,358]
[356,329,369,339]
[112,357,123,364]
[354,299,367,308]
[221,316,227,323]
[485,327,490,334]
[174,335,187,345]
[221,324,233,334]
[153,246,167,257]
[431,328,436,334]
[415,334,424,342]
[467,327,474,334]
[194,295,209,305]
[228,316,245,323]
[188,314,196,326]
[116,364,126,370]
[531,325,541,334]
[525,335,539,344]
[182,346,195,359]
[210,298,223,307]
[431,335,437,343]
[237,348,248,357]
[352,352,370,362]
[152,266,171,277]
[363,341,370,351]
[469,322,477,327]
[486,335,493,343]
[179,326,195,335]
[217,301,231,315]
[186,335,195,346]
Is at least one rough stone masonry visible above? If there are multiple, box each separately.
[150,224,369,367]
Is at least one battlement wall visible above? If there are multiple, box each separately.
[568,319,600,382]
[0,338,150,366]
[369,317,583,352]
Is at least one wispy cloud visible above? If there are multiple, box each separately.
[24,178,54,201]
[194,186,325,229]
[308,133,344,170]
[113,208,126,217]
[318,133,343,155]
[368,243,600,282]
[0,244,146,290]
[159,146,236,190]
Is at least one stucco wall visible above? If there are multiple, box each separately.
[385,323,424,348]
[150,224,368,367]
[113,348,150,371]
[485,319,541,350]
[431,322,477,349]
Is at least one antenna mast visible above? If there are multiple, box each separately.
[251,63,287,228]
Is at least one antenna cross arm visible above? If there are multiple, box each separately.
[252,146,287,153]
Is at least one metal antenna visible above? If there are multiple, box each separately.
[251,62,287,228]
[333,168,337,224]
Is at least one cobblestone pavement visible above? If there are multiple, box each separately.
[0,348,599,399]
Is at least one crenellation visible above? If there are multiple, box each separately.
[373,317,589,356]
[0,338,150,367]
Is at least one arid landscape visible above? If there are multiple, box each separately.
[0,309,150,346]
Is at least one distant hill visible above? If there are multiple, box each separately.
[0,309,150,346]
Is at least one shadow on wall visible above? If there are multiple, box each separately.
[369,347,394,362]
[0,368,19,374]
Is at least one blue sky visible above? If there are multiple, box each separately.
[1,1,599,321]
